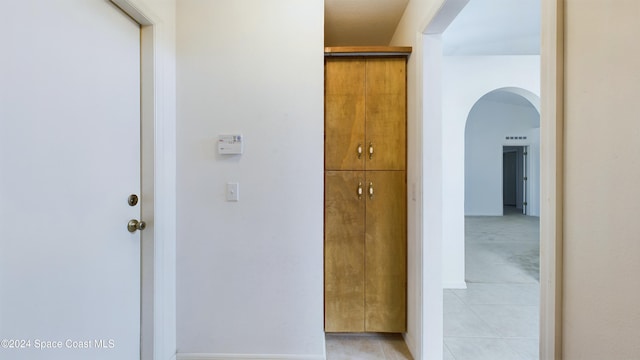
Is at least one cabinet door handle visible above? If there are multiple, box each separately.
[368,142,374,160]
[368,182,374,199]
[357,182,363,199]
[357,144,363,159]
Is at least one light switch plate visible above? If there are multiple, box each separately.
[226,183,239,201]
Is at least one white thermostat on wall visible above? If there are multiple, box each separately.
[218,134,244,155]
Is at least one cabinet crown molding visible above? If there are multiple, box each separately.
[324,46,412,57]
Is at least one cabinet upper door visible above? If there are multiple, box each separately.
[325,58,366,170]
[366,58,407,171]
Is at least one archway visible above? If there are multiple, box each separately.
[446,87,541,358]
[465,87,541,217]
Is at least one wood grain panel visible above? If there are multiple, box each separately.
[364,171,407,332]
[325,59,365,171]
[365,58,406,171]
[325,171,366,332]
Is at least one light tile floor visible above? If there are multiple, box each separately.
[326,333,413,360]
[444,207,540,360]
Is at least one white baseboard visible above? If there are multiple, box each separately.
[177,353,325,360]
[442,281,467,289]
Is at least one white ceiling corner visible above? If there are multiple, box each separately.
[324,0,409,46]
[324,0,540,56]
[443,0,541,56]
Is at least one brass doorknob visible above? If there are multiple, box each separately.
[127,219,146,233]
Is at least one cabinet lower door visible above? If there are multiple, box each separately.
[324,170,406,333]
[365,171,407,332]
[325,171,366,332]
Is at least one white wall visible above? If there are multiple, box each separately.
[389,1,462,358]
[465,98,540,216]
[441,55,540,288]
[176,0,325,358]
[419,34,446,360]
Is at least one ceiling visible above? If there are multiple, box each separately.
[325,0,409,46]
[443,0,540,55]
[324,0,540,56]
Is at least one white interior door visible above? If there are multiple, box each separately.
[0,1,141,359]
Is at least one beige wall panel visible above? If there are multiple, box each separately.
[564,1,640,358]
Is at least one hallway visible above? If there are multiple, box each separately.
[444,208,540,360]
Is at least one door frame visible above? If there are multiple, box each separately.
[538,0,564,358]
[415,0,563,359]
[108,1,176,359]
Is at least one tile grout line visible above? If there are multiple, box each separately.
[443,340,457,360]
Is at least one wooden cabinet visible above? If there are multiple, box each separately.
[324,171,406,332]
[324,49,409,333]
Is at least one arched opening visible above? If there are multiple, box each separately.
[465,87,541,216]
[447,87,541,358]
